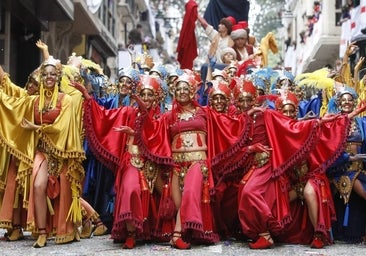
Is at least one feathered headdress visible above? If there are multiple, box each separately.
[294,68,334,117]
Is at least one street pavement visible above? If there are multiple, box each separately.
[1,230,366,256]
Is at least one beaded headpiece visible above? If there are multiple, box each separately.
[118,67,140,83]
[212,69,229,81]
[275,90,299,110]
[175,73,198,94]
[149,64,168,80]
[208,81,231,99]
[137,75,162,98]
[233,79,257,99]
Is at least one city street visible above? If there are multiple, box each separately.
[1,230,366,256]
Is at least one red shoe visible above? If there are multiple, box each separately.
[122,232,136,249]
[170,231,191,250]
[310,235,324,249]
[249,236,274,249]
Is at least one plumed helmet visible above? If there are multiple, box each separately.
[137,75,162,98]
[233,79,257,99]
[212,69,229,81]
[275,90,299,110]
[118,67,140,83]
[149,64,168,80]
[208,80,232,99]
[175,73,198,93]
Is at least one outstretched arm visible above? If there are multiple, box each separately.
[197,15,209,29]
[69,81,92,100]
[348,100,366,119]
[354,56,365,90]
[36,39,50,60]
[130,94,147,113]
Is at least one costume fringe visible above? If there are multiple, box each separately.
[54,230,79,244]
[212,114,252,168]
[39,134,85,161]
[0,220,13,229]
[139,171,150,220]
[111,211,143,240]
[82,99,120,173]
[0,136,33,167]
[312,115,350,174]
[201,180,213,232]
[135,111,173,165]
[65,160,85,224]
[272,120,320,178]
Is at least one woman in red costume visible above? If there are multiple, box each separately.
[135,71,260,249]
[274,91,336,249]
[215,80,360,249]
[0,57,85,248]
[206,80,244,239]
[79,74,167,249]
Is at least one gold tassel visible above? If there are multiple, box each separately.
[13,187,20,208]
[50,85,59,109]
[67,196,82,224]
[47,196,55,215]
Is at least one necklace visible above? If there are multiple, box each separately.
[178,109,196,121]
[44,89,53,98]
[42,102,53,113]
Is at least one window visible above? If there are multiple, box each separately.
[98,0,116,37]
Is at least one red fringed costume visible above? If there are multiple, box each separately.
[136,105,250,244]
[213,110,349,241]
[83,99,165,241]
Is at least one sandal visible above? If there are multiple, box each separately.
[310,232,325,249]
[4,225,24,241]
[93,221,108,236]
[80,219,95,239]
[249,233,274,249]
[170,231,191,250]
[122,231,136,249]
[33,228,47,248]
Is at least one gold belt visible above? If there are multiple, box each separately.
[349,160,362,171]
[254,152,270,167]
[346,142,362,155]
[172,151,207,163]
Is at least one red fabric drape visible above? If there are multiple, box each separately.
[83,99,132,173]
[176,0,198,69]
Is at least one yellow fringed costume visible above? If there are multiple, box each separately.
[0,73,85,243]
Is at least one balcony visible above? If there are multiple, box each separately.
[117,0,134,24]
[284,1,341,75]
[73,0,100,34]
[297,14,341,73]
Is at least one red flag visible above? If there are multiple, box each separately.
[176,0,198,69]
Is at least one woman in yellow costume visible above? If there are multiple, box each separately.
[0,57,85,248]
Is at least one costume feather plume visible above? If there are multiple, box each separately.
[80,59,103,74]
[295,68,333,89]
